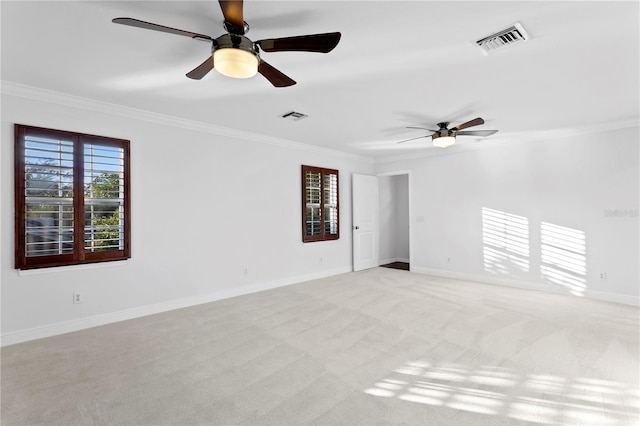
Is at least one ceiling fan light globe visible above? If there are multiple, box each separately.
[213,48,258,79]
[433,136,456,148]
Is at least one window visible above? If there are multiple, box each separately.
[302,165,339,242]
[14,124,131,269]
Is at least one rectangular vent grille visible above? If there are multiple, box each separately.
[281,111,308,121]
[476,22,529,54]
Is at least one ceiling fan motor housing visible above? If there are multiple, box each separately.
[213,33,259,57]
[436,122,455,137]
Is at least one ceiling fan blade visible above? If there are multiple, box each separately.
[258,60,296,87]
[112,17,212,41]
[219,0,245,34]
[257,32,341,53]
[406,126,438,132]
[397,135,432,144]
[451,117,484,131]
[456,130,499,137]
[186,55,214,80]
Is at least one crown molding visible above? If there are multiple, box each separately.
[3,81,635,167]
[1,81,373,164]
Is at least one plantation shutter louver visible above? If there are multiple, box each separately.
[302,165,339,242]
[23,134,75,257]
[84,142,126,252]
[15,124,130,269]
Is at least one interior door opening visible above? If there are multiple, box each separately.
[352,172,410,272]
[378,173,410,271]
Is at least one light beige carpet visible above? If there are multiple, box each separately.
[2,268,639,425]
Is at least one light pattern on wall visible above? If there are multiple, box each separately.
[482,208,530,275]
[540,222,587,296]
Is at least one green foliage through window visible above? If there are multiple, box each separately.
[15,124,131,269]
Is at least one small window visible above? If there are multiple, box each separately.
[14,124,131,269]
[302,165,339,242]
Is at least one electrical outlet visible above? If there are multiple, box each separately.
[243,268,249,276]
[73,293,82,304]
[319,257,323,263]
[447,257,452,263]
[599,272,607,281]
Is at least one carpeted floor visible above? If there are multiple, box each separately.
[2,268,639,425]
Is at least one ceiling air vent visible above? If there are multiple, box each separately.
[476,22,529,54]
[281,111,308,121]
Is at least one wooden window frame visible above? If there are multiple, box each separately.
[14,124,131,270]
[301,165,339,243]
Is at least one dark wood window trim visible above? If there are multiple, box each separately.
[302,165,339,243]
[14,124,131,270]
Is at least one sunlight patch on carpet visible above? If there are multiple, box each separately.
[364,360,639,424]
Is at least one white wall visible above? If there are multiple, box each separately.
[375,125,640,305]
[378,174,409,264]
[0,87,373,345]
[2,86,637,347]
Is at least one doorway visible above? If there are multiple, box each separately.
[378,173,410,270]
[352,172,411,272]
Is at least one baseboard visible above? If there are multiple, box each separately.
[411,267,640,307]
[0,266,351,347]
[581,288,640,306]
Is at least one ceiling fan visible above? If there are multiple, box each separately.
[112,0,341,87]
[398,117,498,148]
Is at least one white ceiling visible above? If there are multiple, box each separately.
[2,1,639,159]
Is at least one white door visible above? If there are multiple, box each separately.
[352,173,379,271]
